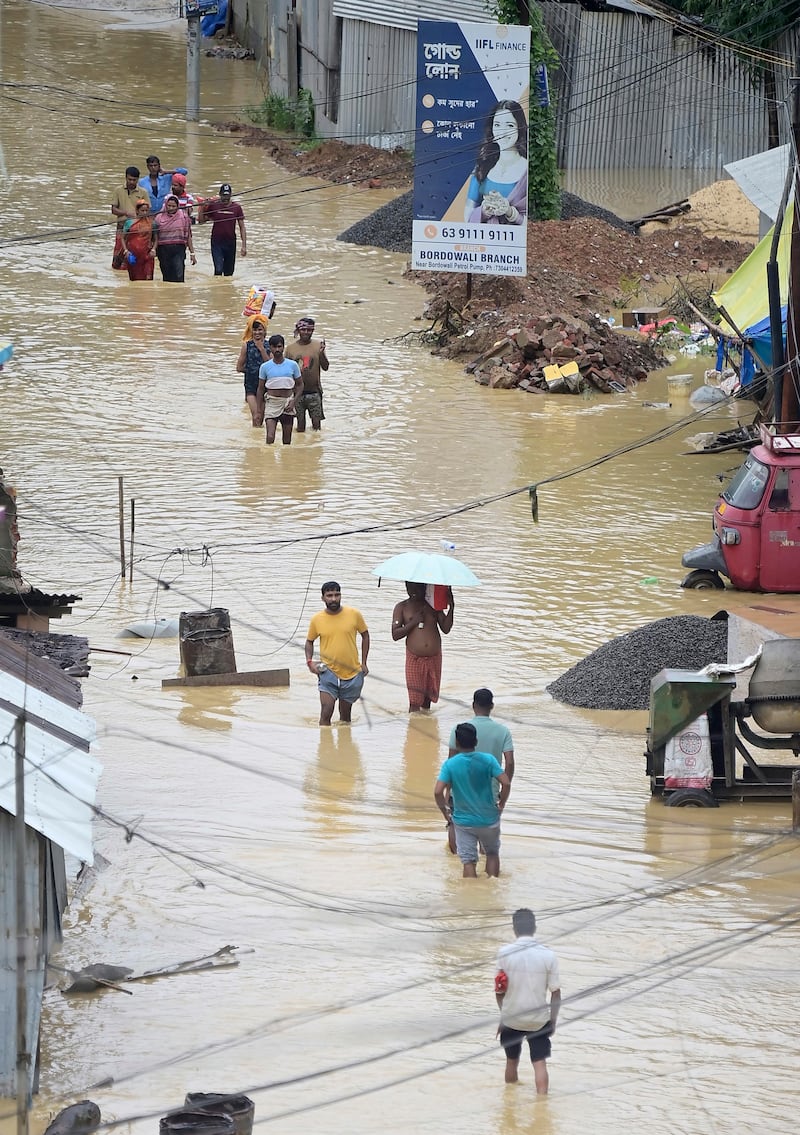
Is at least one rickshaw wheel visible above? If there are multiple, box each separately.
[681,569,725,590]
[666,788,719,808]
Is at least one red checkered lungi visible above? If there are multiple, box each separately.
[405,648,442,709]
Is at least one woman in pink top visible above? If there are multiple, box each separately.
[156,195,196,283]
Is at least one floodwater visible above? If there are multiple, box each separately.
[1,3,799,1135]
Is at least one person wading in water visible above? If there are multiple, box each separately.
[391,581,454,712]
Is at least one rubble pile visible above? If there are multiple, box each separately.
[463,313,666,393]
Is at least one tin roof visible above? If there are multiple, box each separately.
[0,587,81,615]
[724,145,792,221]
[0,635,100,862]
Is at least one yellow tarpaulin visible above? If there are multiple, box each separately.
[712,201,793,333]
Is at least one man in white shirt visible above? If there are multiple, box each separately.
[495,908,561,1093]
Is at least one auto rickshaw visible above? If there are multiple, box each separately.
[681,424,800,591]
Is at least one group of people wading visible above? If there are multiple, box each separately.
[236,314,329,445]
[303,583,562,1089]
[110,157,246,283]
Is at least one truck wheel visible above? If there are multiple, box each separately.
[666,788,719,808]
[681,569,725,590]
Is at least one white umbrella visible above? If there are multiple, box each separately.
[372,551,481,587]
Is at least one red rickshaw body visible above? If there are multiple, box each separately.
[713,431,800,592]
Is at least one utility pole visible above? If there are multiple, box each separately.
[782,65,800,429]
[187,7,201,122]
[287,2,299,101]
[14,714,30,1135]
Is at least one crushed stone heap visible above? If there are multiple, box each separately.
[337,190,633,254]
[546,615,728,710]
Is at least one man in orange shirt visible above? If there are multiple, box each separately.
[305,582,370,725]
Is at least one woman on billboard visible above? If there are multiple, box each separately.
[464,99,528,225]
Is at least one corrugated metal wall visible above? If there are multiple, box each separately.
[338,19,416,148]
[228,1,487,142]
[773,22,800,118]
[540,2,790,173]
[0,816,63,1096]
[229,2,796,164]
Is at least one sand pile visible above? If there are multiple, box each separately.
[640,179,759,245]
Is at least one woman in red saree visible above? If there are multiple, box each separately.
[120,199,158,281]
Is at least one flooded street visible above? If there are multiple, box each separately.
[1,3,799,1134]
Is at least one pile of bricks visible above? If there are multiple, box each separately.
[465,314,653,394]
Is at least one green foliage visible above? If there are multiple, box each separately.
[664,1,796,45]
[609,274,644,309]
[245,88,315,139]
[493,1,561,221]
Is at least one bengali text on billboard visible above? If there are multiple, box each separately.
[413,20,531,277]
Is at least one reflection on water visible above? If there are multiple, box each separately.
[305,726,365,833]
[176,686,243,732]
[1,3,799,1135]
[561,167,716,220]
[397,715,442,826]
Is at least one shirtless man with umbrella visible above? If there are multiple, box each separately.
[392,582,454,712]
[375,549,479,713]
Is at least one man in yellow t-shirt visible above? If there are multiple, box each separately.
[305,581,370,725]
[110,166,149,270]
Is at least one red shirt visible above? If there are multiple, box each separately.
[203,199,244,241]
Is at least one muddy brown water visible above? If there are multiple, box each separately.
[1,4,798,1135]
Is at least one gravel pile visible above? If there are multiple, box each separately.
[546,615,728,710]
[559,190,635,233]
[338,190,633,252]
[338,190,414,252]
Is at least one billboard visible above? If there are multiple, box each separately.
[413,20,531,277]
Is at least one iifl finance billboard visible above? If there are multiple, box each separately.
[413,20,531,277]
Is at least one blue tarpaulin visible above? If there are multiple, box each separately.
[201,0,227,36]
[716,306,787,386]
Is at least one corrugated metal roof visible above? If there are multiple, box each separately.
[332,0,491,33]
[0,656,100,863]
[0,632,83,705]
[725,146,791,220]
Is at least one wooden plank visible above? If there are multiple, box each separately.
[0,634,83,708]
[161,668,290,689]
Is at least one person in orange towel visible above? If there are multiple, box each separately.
[391,581,454,712]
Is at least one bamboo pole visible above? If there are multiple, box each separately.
[117,476,125,578]
[792,769,800,833]
[129,500,135,585]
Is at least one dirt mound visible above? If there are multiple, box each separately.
[222,127,753,354]
[218,123,414,188]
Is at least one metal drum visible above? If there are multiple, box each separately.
[183,1096,254,1135]
[159,1112,235,1135]
[747,639,800,733]
[179,608,237,676]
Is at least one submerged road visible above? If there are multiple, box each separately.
[1,3,798,1133]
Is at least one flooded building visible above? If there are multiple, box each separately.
[227,0,798,171]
